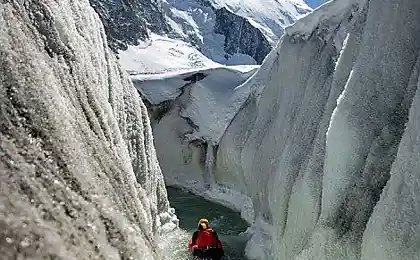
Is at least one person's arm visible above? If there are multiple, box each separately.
[189,231,199,249]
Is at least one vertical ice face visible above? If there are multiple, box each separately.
[213,0,420,259]
[321,0,420,238]
[361,55,420,260]
[0,0,176,259]
[359,0,420,259]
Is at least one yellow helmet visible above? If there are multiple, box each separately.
[198,218,209,230]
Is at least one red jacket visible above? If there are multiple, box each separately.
[189,228,223,249]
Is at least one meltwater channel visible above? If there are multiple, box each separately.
[161,187,249,260]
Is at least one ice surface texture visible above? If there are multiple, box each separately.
[215,0,420,259]
[0,0,176,259]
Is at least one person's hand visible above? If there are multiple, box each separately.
[192,245,198,250]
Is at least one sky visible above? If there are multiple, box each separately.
[306,0,327,8]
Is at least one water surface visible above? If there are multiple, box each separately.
[164,187,249,260]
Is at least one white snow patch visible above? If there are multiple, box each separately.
[118,34,220,75]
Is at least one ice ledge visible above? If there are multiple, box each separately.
[285,0,367,41]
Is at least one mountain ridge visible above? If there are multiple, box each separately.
[89,0,312,65]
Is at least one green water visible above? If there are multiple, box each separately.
[166,187,249,260]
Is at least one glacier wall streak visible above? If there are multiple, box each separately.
[0,0,176,259]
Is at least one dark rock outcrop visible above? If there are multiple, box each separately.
[214,7,271,64]
[89,0,169,52]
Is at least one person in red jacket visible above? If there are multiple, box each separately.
[189,218,224,259]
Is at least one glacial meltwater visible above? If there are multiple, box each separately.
[161,187,249,260]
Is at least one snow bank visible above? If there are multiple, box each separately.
[132,65,258,215]
[129,63,262,239]
[0,0,177,259]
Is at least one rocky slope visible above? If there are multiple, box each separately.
[0,0,176,259]
[89,0,169,52]
[89,0,311,65]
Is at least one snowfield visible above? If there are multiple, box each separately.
[119,34,221,75]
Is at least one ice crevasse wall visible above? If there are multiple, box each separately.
[146,0,420,259]
[215,0,420,259]
[0,0,177,259]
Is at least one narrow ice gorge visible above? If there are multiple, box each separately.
[142,0,420,259]
[0,0,177,259]
[2,0,420,259]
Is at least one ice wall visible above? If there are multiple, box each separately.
[0,0,177,259]
[131,65,261,221]
[214,0,420,259]
[361,56,420,260]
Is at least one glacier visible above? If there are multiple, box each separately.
[0,0,177,259]
[145,0,420,259]
[3,0,420,259]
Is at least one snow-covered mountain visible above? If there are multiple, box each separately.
[161,0,311,64]
[89,0,169,51]
[89,0,312,66]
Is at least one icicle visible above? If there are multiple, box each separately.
[204,142,215,189]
